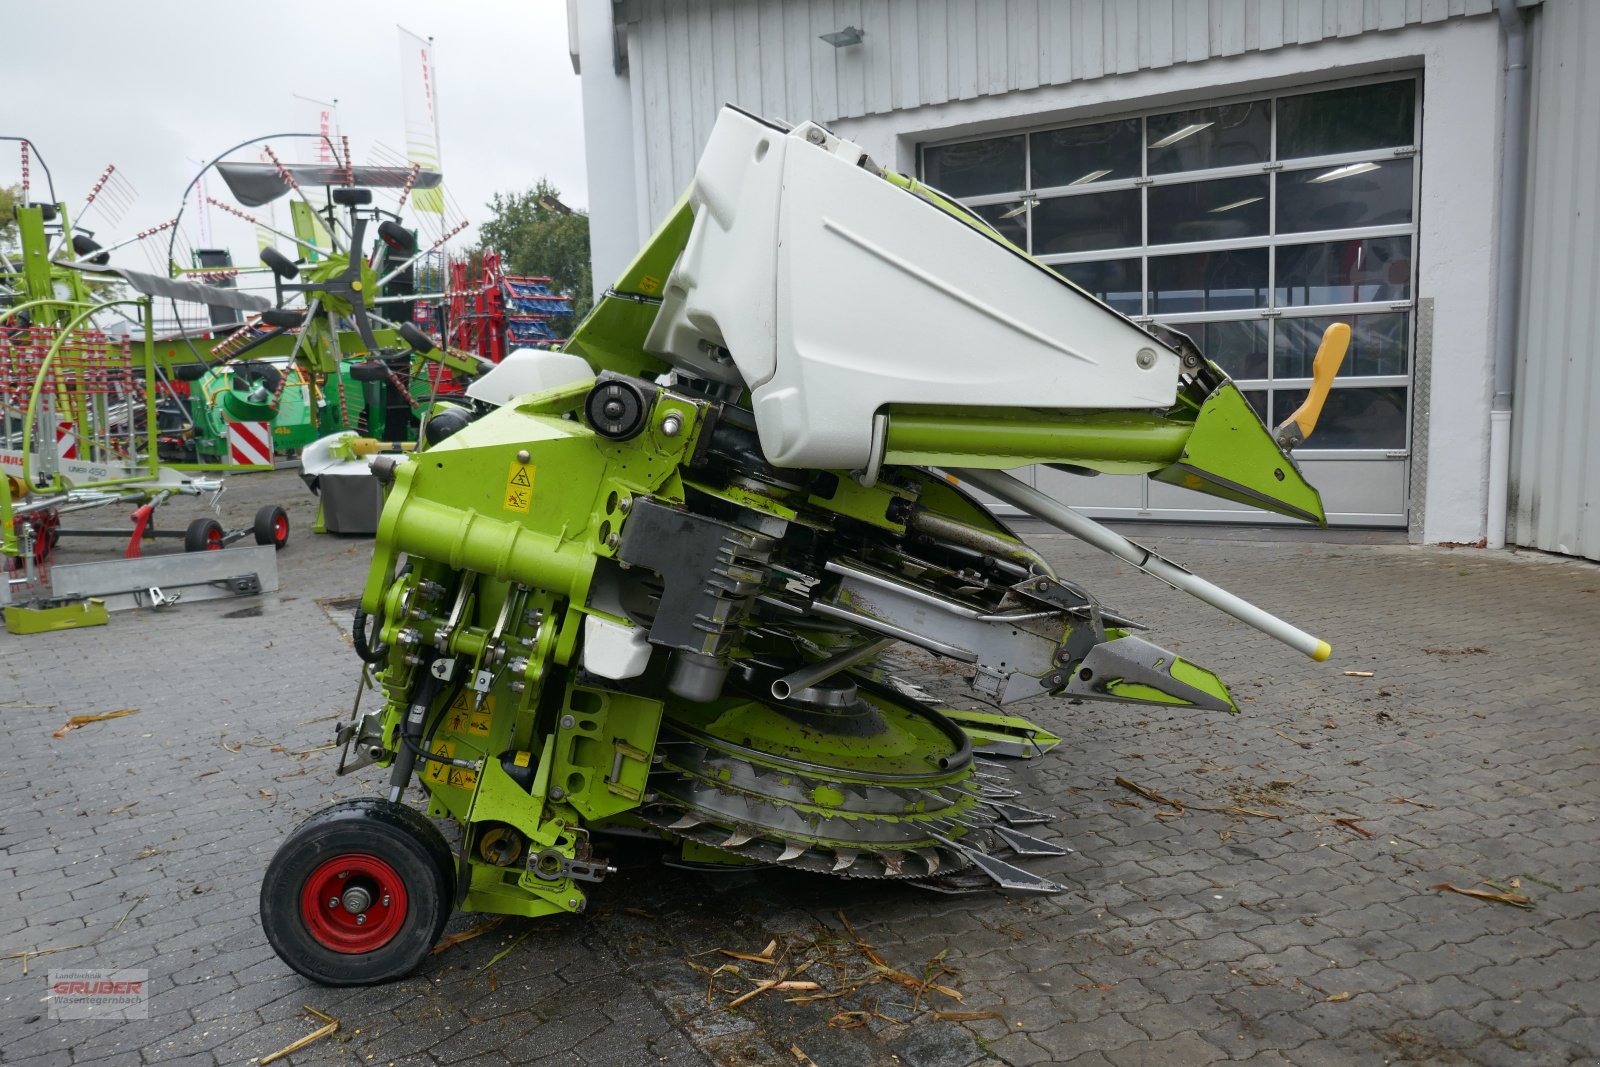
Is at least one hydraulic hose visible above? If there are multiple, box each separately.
[351,608,389,663]
[386,658,444,803]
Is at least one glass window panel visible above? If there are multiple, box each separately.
[1161,319,1269,380]
[922,136,1025,198]
[1275,313,1409,378]
[1055,259,1143,317]
[1147,100,1271,174]
[1030,119,1142,189]
[1031,189,1141,255]
[1275,236,1412,306]
[1277,158,1413,234]
[1269,386,1407,449]
[1242,389,1268,424]
[965,201,1027,249]
[1277,80,1417,159]
[1148,249,1269,314]
[1148,175,1269,245]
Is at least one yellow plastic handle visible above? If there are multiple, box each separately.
[1275,322,1351,449]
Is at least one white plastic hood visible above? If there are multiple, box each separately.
[644,108,1180,470]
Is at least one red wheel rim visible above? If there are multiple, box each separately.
[205,526,222,550]
[272,513,288,543]
[298,853,409,954]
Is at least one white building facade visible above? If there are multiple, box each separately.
[571,0,1599,559]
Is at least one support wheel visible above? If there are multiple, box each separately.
[184,517,224,552]
[254,505,290,550]
[260,798,453,986]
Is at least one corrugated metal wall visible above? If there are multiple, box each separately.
[621,0,1500,223]
[1508,0,1600,560]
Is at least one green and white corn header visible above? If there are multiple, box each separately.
[261,109,1350,986]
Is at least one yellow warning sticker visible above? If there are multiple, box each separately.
[425,739,454,785]
[637,274,661,294]
[445,691,494,736]
[504,461,535,513]
[425,738,479,790]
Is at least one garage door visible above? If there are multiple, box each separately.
[920,75,1419,526]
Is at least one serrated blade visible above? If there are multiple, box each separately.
[981,800,1051,825]
[993,826,1074,856]
[930,833,1064,894]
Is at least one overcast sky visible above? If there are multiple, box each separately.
[0,1,585,264]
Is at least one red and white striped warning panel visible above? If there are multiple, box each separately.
[56,420,78,460]
[228,420,273,466]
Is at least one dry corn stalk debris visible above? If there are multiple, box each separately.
[1114,777,1285,821]
[259,1006,339,1065]
[53,709,139,738]
[687,911,984,1021]
[430,915,507,956]
[1431,882,1534,909]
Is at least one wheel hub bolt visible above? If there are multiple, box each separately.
[356,914,367,925]
[327,897,340,908]
[341,886,373,914]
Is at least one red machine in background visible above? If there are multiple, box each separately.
[412,251,574,391]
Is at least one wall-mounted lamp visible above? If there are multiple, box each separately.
[819,26,864,48]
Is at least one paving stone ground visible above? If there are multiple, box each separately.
[2,468,1597,1066]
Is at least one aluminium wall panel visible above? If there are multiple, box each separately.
[1508,0,1600,560]
[620,0,1528,236]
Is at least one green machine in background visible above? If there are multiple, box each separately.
[104,150,485,465]
[260,109,1351,986]
[177,356,410,465]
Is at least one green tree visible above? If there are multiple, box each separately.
[479,179,594,323]
[0,183,20,254]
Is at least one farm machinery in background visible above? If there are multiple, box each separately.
[412,250,575,367]
[1,138,293,633]
[261,108,1352,985]
[149,139,485,465]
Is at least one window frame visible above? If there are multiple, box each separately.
[917,71,1423,460]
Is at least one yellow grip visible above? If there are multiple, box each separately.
[1275,322,1351,449]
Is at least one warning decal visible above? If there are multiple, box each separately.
[445,690,493,736]
[425,738,479,790]
[504,460,535,513]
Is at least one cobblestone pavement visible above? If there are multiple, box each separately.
[2,469,1597,1066]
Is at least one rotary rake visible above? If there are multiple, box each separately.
[261,108,1352,986]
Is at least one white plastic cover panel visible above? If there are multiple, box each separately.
[466,349,595,407]
[645,108,1180,470]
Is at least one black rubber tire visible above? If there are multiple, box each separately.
[183,517,224,552]
[71,234,110,266]
[253,505,290,550]
[172,363,209,382]
[378,219,417,254]
[348,360,389,382]
[399,321,434,353]
[260,798,454,986]
[260,307,304,329]
[260,246,299,279]
[236,361,283,395]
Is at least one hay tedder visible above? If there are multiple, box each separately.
[1,139,300,632]
[262,109,1350,985]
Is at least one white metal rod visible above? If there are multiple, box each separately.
[953,468,1332,662]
